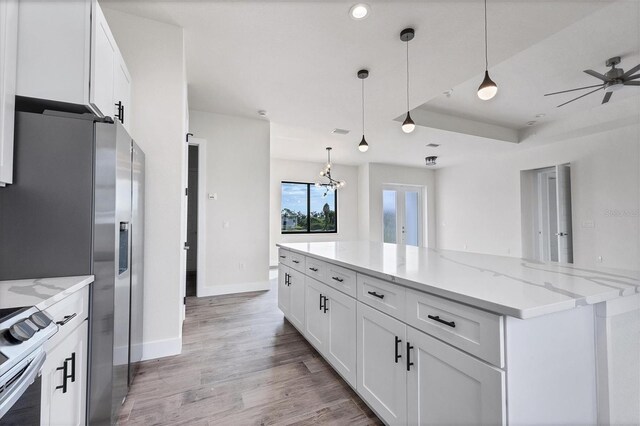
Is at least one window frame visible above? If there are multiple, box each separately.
[281,181,338,235]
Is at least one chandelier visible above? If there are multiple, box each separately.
[315,147,345,196]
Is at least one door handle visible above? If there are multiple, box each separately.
[323,296,329,313]
[319,294,324,311]
[555,232,569,237]
[427,315,456,328]
[56,360,69,394]
[308,267,318,272]
[395,336,402,363]
[406,342,414,371]
[292,260,300,264]
[367,291,385,299]
[56,313,77,326]
[331,276,344,283]
[285,273,290,286]
[66,352,76,383]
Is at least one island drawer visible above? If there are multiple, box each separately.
[44,285,89,348]
[323,263,357,297]
[357,274,406,321]
[405,288,504,367]
[278,248,292,267]
[288,251,305,272]
[305,256,326,281]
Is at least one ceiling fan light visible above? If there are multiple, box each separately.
[358,135,369,152]
[402,112,416,133]
[477,70,498,100]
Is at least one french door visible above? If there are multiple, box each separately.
[382,185,422,246]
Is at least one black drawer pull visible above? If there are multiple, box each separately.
[66,352,76,383]
[280,255,286,259]
[308,267,318,272]
[395,336,402,363]
[331,276,344,283]
[323,296,329,313]
[428,315,456,328]
[56,361,68,393]
[407,342,414,371]
[292,260,300,264]
[319,293,324,311]
[367,291,385,299]
[56,313,77,326]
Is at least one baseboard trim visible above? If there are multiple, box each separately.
[141,337,182,361]
[198,280,271,297]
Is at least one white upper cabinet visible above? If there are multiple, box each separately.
[16,0,132,131]
[0,0,18,186]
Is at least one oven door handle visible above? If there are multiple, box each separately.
[0,348,46,419]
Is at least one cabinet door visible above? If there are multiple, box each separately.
[278,264,290,317]
[0,0,18,186]
[90,2,116,118]
[407,326,506,425]
[324,286,357,387]
[288,268,306,331]
[304,277,328,351]
[41,320,88,426]
[357,302,407,425]
[113,52,132,132]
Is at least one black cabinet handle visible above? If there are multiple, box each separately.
[407,342,414,371]
[56,313,77,326]
[121,104,125,124]
[331,276,344,283]
[279,255,286,259]
[319,293,324,311]
[56,361,68,394]
[66,352,76,383]
[292,260,300,264]
[323,296,329,313]
[367,291,385,299]
[428,315,456,328]
[309,267,318,272]
[395,336,402,363]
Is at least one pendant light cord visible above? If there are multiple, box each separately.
[484,0,488,71]
[406,39,410,111]
[362,78,365,135]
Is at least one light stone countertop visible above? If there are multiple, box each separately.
[0,275,94,311]
[277,241,639,319]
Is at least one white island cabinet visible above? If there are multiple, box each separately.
[277,241,640,425]
[16,0,132,132]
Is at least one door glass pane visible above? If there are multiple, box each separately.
[383,190,397,243]
[309,186,336,232]
[405,191,419,246]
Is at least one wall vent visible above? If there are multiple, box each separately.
[331,128,350,135]
[425,156,438,166]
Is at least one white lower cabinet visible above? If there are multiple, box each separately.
[279,264,305,331]
[304,277,357,387]
[406,326,506,425]
[41,320,89,426]
[357,302,407,425]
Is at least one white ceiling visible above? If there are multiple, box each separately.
[102,1,639,168]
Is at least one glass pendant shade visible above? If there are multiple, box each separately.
[477,72,498,100]
[358,135,369,152]
[402,111,415,133]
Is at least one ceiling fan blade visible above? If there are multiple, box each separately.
[556,87,602,108]
[584,69,609,81]
[627,74,640,81]
[602,91,612,104]
[622,63,640,79]
[624,81,640,86]
[544,84,603,96]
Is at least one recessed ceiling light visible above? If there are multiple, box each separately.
[535,113,546,118]
[257,110,267,117]
[443,89,453,98]
[349,3,369,20]
[526,120,537,126]
[426,143,440,148]
[331,128,350,135]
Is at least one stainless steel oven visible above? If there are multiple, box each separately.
[0,307,57,425]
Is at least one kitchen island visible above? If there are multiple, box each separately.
[277,241,639,425]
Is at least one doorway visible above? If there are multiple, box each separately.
[382,185,423,246]
[186,145,199,296]
[521,164,573,263]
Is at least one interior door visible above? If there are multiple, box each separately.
[383,186,422,246]
[288,268,306,331]
[407,326,506,425]
[357,302,407,425]
[325,286,357,387]
[555,164,573,263]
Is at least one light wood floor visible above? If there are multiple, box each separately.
[117,278,382,425]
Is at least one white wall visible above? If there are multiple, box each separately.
[270,158,359,265]
[360,163,437,248]
[189,110,271,295]
[436,124,640,270]
[104,9,187,359]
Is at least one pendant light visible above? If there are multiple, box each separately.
[315,147,346,196]
[400,28,416,133]
[477,0,498,100]
[357,69,369,152]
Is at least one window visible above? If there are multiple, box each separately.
[281,182,337,234]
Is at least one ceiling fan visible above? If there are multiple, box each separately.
[544,56,640,107]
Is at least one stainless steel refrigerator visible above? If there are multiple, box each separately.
[0,109,145,425]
